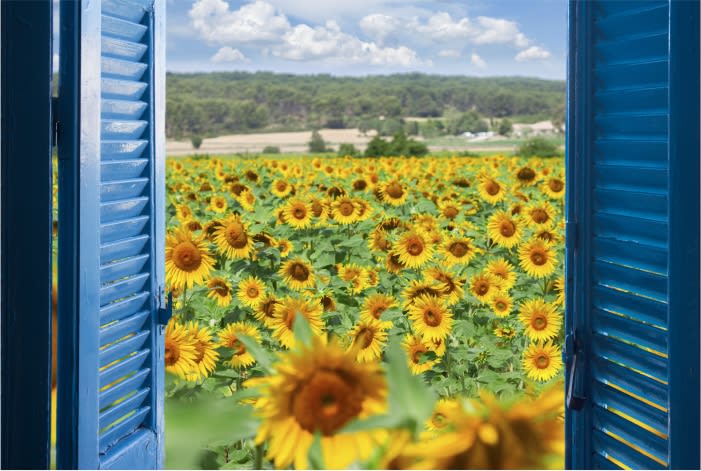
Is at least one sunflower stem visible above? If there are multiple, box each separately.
[254,443,264,469]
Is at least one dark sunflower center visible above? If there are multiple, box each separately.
[536,354,550,369]
[386,182,404,198]
[531,250,547,266]
[485,181,500,196]
[444,206,459,218]
[338,201,355,216]
[187,220,202,232]
[193,341,206,363]
[290,263,310,281]
[293,207,306,219]
[475,281,490,296]
[549,179,564,192]
[215,200,224,208]
[311,200,323,217]
[200,183,213,192]
[517,168,536,181]
[247,286,259,298]
[292,370,364,435]
[449,242,468,257]
[424,309,442,327]
[172,242,203,272]
[407,239,424,256]
[321,296,335,311]
[210,280,229,296]
[353,180,367,190]
[371,304,387,319]
[229,338,246,355]
[532,315,547,330]
[531,209,550,224]
[224,222,248,248]
[261,300,277,318]
[495,219,515,238]
[496,301,507,310]
[356,327,375,349]
[432,413,446,427]
[164,340,179,366]
[375,232,390,251]
[276,182,287,192]
[411,346,428,364]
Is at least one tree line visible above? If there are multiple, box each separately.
[166,72,565,139]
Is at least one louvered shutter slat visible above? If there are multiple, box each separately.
[58,1,165,466]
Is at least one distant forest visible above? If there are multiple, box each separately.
[166,72,565,139]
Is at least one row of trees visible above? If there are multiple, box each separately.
[167,72,565,139]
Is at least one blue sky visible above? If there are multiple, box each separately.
[165,0,567,79]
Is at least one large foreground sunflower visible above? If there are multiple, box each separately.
[165,228,214,289]
[248,337,387,469]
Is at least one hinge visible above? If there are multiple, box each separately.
[565,330,587,410]
[51,96,59,147]
[157,289,173,325]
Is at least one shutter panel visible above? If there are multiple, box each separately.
[566,1,699,469]
[57,0,166,468]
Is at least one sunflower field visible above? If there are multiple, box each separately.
[164,154,566,469]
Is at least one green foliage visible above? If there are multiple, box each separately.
[498,118,513,136]
[191,135,203,149]
[308,130,328,153]
[364,132,428,157]
[517,136,562,157]
[166,72,565,138]
[446,110,489,135]
[262,145,281,154]
[337,143,358,157]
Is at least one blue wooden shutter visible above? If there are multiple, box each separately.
[57,0,166,468]
[566,1,699,469]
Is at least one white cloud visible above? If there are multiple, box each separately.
[515,45,551,62]
[412,12,473,40]
[189,0,290,43]
[359,13,400,44]
[211,47,248,63]
[470,52,487,69]
[274,20,429,67]
[473,17,529,48]
[439,49,461,58]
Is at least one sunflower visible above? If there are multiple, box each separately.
[206,276,232,307]
[425,398,461,432]
[490,292,512,318]
[518,239,558,278]
[401,279,446,308]
[494,325,517,339]
[554,275,565,305]
[402,334,439,375]
[392,231,434,269]
[385,252,406,274]
[247,337,387,469]
[485,258,517,290]
[279,258,315,291]
[522,341,563,382]
[209,195,228,213]
[441,236,479,266]
[347,318,390,362]
[237,276,266,308]
[330,196,358,224]
[271,297,324,348]
[337,264,368,294]
[477,177,505,204]
[525,202,556,228]
[423,267,465,306]
[518,299,562,342]
[487,211,522,248]
[438,200,461,220]
[542,176,565,199]
[271,179,292,198]
[176,204,193,222]
[381,180,409,206]
[283,198,313,229]
[368,227,392,252]
[276,239,293,257]
[165,320,197,378]
[408,295,453,342]
[213,215,255,260]
[360,293,398,323]
[165,228,214,289]
[515,166,538,186]
[354,198,374,222]
[237,189,256,212]
[469,273,501,304]
[184,322,219,381]
[254,295,279,329]
[219,322,262,369]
